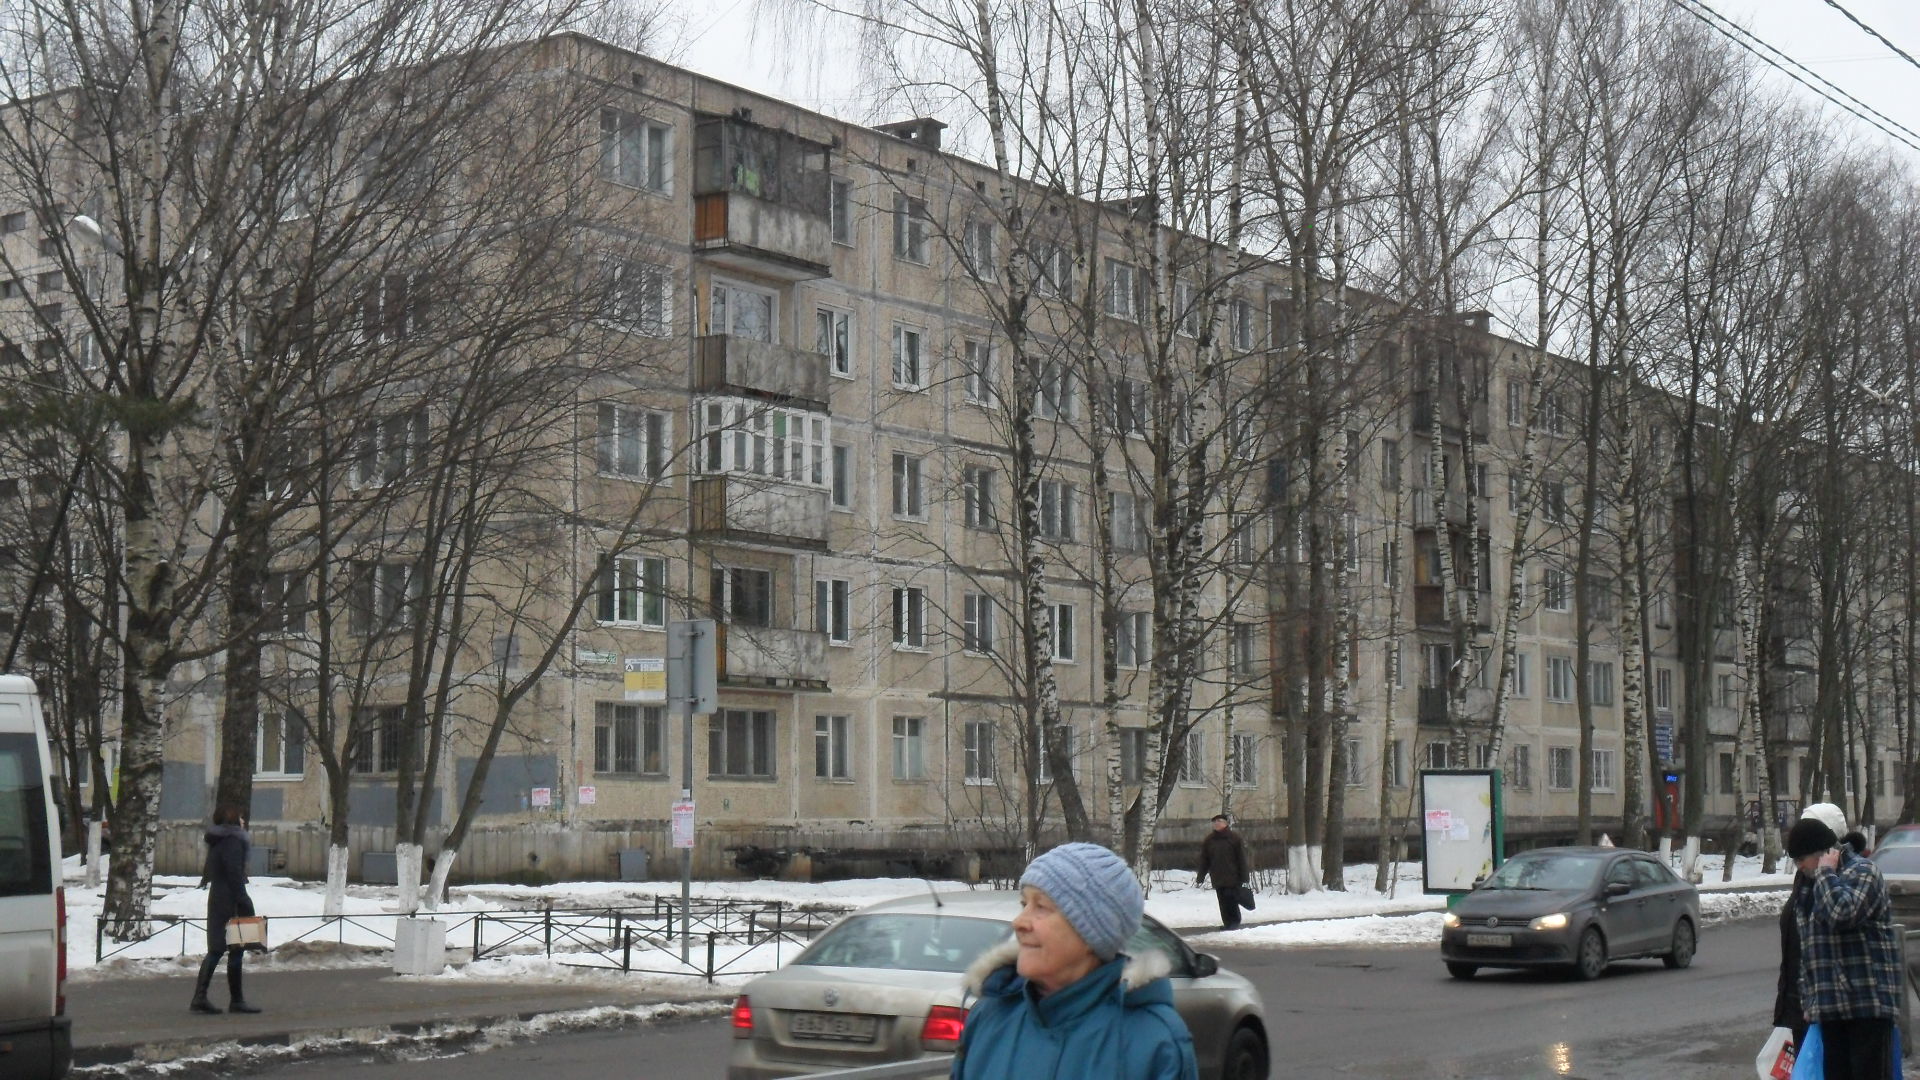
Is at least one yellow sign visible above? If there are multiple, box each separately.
[624,657,666,703]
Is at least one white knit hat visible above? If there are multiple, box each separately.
[1801,802,1847,836]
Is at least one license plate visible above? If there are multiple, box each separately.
[1466,933,1513,948]
[790,1012,879,1043]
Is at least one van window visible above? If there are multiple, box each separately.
[0,732,53,897]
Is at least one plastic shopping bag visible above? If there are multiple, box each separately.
[1755,1027,1795,1080]
[1789,1023,1823,1080]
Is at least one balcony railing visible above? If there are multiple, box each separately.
[694,334,830,406]
[691,116,833,279]
[691,476,830,549]
[716,624,829,691]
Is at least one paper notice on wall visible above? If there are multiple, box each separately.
[530,786,552,808]
[577,785,596,806]
[1451,822,1471,841]
[1425,809,1453,833]
[672,801,696,849]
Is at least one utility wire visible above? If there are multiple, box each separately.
[1670,0,1920,155]
[1821,0,1920,76]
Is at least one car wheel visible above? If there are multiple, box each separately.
[1663,918,1696,969]
[1573,927,1607,981]
[1223,1025,1267,1080]
[1446,962,1478,980]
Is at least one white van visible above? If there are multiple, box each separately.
[0,675,70,1078]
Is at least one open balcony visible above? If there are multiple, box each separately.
[690,475,829,549]
[716,623,829,691]
[694,334,829,407]
[692,116,833,280]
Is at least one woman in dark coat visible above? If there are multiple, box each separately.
[191,804,262,1014]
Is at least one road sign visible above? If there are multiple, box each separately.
[1654,721,1674,764]
[624,657,666,703]
[671,801,696,848]
[667,620,718,714]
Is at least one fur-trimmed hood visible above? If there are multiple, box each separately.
[962,937,1173,998]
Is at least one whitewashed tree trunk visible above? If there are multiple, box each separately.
[396,842,423,913]
[324,844,349,917]
[85,821,103,889]
[424,846,457,913]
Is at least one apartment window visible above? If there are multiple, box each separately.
[962,592,996,654]
[1652,591,1674,627]
[1039,480,1076,541]
[1032,242,1073,298]
[598,108,671,192]
[1544,567,1570,611]
[1587,575,1615,620]
[1587,661,1615,707]
[710,566,774,627]
[1178,730,1205,784]
[1035,360,1077,420]
[1231,298,1256,350]
[816,307,853,377]
[255,711,306,777]
[814,715,851,780]
[1547,746,1575,791]
[1117,611,1150,667]
[1121,729,1148,784]
[829,177,854,245]
[264,570,308,636]
[1103,258,1139,319]
[1718,672,1738,708]
[709,709,776,779]
[1541,480,1567,524]
[892,716,927,779]
[1718,752,1736,796]
[358,272,431,344]
[1231,623,1259,678]
[1425,741,1452,771]
[892,193,930,263]
[1654,666,1673,712]
[1109,376,1149,436]
[1547,656,1575,703]
[1231,514,1258,566]
[710,279,774,342]
[831,443,853,508]
[963,465,995,529]
[1386,739,1405,788]
[1036,725,1075,783]
[1109,491,1148,553]
[893,586,927,649]
[1051,602,1076,661]
[892,324,925,389]
[598,554,667,627]
[1545,392,1566,436]
[1505,378,1526,427]
[814,578,851,644]
[1174,279,1199,337]
[963,218,997,280]
[964,719,996,784]
[349,409,429,488]
[597,403,668,480]
[1234,733,1260,787]
[1591,748,1617,793]
[0,211,23,233]
[1381,439,1401,491]
[963,339,994,404]
[595,702,666,774]
[698,399,831,487]
[349,705,412,773]
[1510,743,1531,789]
[891,452,926,518]
[349,560,419,636]
[1345,737,1365,787]
[598,257,671,337]
[1510,651,1531,698]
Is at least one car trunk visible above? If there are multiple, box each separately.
[742,965,961,1071]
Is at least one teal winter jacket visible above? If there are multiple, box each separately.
[951,940,1198,1080]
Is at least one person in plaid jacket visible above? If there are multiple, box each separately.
[1786,816,1900,1078]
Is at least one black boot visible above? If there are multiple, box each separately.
[226,951,262,1014]
[189,953,222,1014]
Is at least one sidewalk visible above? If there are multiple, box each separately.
[68,964,730,1070]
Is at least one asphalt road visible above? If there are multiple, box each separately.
[241,916,1783,1080]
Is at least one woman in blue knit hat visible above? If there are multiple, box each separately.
[952,842,1197,1080]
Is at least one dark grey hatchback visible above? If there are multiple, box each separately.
[1439,846,1701,980]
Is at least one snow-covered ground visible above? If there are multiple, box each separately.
[64,850,1791,986]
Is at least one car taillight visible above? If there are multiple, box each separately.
[731,995,753,1037]
[55,886,67,1015]
[920,1005,968,1050]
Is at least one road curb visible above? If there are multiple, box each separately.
[71,997,734,1076]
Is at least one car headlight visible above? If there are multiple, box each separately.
[1529,913,1568,931]
[1442,912,1461,929]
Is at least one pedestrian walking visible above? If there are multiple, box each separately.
[954,842,1197,1080]
[1195,814,1251,931]
[190,804,262,1015]
[1774,802,1848,1047]
[1786,813,1900,1078]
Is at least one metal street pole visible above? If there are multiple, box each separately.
[681,671,693,965]
[667,619,715,966]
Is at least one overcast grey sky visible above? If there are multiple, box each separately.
[655,0,1920,162]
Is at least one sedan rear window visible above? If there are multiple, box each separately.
[1482,852,1605,891]
[1874,847,1920,875]
[793,914,1012,973]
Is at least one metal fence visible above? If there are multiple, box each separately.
[96,897,844,982]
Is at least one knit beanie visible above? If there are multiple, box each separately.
[1786,817,1838,861]
[1018,842,1143,961]
[1801,802,1847,836]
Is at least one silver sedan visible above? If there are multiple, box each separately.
[726,890,1269,1080]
